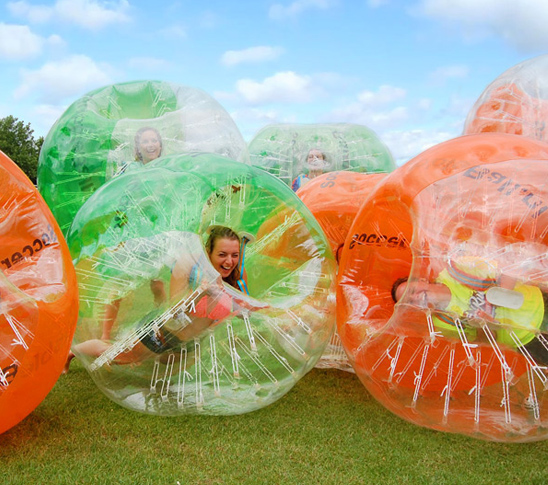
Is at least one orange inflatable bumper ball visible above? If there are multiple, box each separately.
[337,133,548,441]
[0,151,78,435]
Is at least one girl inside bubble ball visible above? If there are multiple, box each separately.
[134,126,163,164]
[113,127,163,178]
[292,148,328,191]
[114,126,166,320]
[68,226,265,367]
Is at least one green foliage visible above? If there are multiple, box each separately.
[0,115,42,183]
[2,363,548,484]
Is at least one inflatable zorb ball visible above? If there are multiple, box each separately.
[338,133,548,442]
[38,80,248,234]
[0,150,78,435]
[248,123,395,188]
[464,54,548,142]
[69,152,336,415]
[296,171,388,372]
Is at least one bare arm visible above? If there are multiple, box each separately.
[101,298,121,340]
[394,280,452,309]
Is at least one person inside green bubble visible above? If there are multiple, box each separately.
[114,127,163,177]
[66,226,264,368]
[134,126,163,163]
[292,148,327,191]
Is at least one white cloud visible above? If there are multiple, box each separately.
[229,70,346,106]
[159,24,187,39]
[33,104,67,134]
[47,34,65,48]
[7,1,53,23]
[221,46,284,67]
[428,64,469,85]
[0,23,60,60]
[59,0,129,30]
[269,0,337,20]
[357,85,407,107]
[231,107,281,124]
[127,57,171,71]
[324,84,410,132]
[235,71,316,105]
[328,103,410,131]
[381,128,455,166]
[8,0,130,30]
[230,107,299,141]
[15,55,111,103]
[441,93,475,120]
[417,0,548,51]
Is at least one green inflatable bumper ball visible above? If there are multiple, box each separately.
[248,123,395,190]
[38,80,248,234]
[68,152,337,415]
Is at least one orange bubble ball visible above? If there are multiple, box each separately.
[337,133,548,441]
[0,151,78,435]
[296,171,388,371]
[464,55,548,142]
[296,171,387,261]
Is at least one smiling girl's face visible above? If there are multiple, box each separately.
[137,129,162,163]
[208,237,240,279]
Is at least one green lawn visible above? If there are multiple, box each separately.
[2,361,548,484]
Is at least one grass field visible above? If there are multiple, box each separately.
[2,361,548,484]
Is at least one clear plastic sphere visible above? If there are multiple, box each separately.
[337,133,548,441]
[38,80,248,234]
[69,152,336,415]
[0,151,78,435]
[248,123,395,189]
[464,54,548,141]
[296,171,388,372]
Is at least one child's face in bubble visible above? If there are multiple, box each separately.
[137,129,162,163]
[307,149,326,171]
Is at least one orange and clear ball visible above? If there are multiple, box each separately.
[464,54,548,142]
[0,151,78,435]
[338,133,548,441]
[296,171,387,261]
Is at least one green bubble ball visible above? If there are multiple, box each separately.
[248,123,396,188]
[68,152,336,416]
[38,80,248,234]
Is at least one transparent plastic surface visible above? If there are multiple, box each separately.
[464,54,548,141]
[297,171,388,372]
[248,123,395,189]
[69,153,336,416]
[38,80,248,235]
[337,133,548,441]
[0,151,78,435]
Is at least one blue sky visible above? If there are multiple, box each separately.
[0,0,547,165]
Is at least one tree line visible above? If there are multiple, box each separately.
[0,115,43,184]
